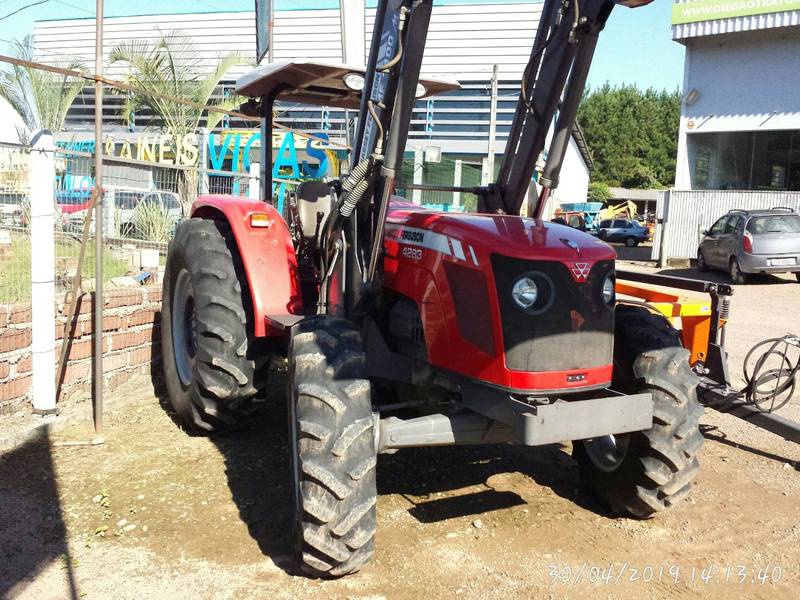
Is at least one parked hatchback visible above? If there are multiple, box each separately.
[597,218,650,247]
[697,208,800,284]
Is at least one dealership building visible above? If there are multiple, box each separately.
[31,1,592,208]
[673,0,800,192]
[647,0,800,263]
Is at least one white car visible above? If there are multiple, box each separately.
[117,191,183,237]
[66,189,183,237]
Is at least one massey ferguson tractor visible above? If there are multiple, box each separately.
[161,0,706,577]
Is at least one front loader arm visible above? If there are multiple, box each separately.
[489,0,653,217]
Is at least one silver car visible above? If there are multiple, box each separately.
[697,208,800,284]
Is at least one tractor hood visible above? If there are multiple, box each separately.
[386,201,616,265]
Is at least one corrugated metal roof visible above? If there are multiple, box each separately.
[609,187,664,201]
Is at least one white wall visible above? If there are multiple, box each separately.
[551,136,590,205]
[675,28,800,189]
[0,98,26,144]
[33,3,543,80]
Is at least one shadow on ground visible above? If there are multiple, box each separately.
[152,347,608,573]
[701,424,799,469]
[656,265,789,286]
[0,432,79,599]
[613,243,654,263]
[150,349,296,571]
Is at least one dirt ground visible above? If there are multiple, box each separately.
[1,265,799,600]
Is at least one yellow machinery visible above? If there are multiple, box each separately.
[601,200,638,221]
[617,270,800,444]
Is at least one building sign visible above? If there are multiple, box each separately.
[672,0,800,25]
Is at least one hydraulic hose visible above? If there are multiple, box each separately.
[339,156,375,218]
[740,334,800,413]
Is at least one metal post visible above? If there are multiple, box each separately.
[30,131,56,416]
[486,64,498,181]
[93,0,104,434]
[198,127,209,194]
[481,156,490,186]
[452,159,462,209]
[267,0,274,63]
[248,163,260,200]
[339,0,366,66]
[412,145,423,205]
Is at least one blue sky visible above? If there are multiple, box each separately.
[0,0,684,91]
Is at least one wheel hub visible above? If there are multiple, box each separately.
[171,269,197,386]
[583,433,630,472]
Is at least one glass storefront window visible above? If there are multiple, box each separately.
[688,130,800,191]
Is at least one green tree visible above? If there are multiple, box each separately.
[108,32,249,210]
[588,181,612,203]
[578,84,680,188]
[0,36,86,142]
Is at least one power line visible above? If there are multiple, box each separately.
[0,0,51,22]
[53,0,94,16]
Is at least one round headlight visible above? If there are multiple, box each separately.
[602,274,615,304]
[512,276,538,309]
[343,72,365,92]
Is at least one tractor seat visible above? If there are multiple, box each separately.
[296,181,332,240]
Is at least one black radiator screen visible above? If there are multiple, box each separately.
[491,255,614,372]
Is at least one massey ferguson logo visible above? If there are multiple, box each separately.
[570,262,591,282]
[401,230,425,243]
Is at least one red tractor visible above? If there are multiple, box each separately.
[161,0,702,577]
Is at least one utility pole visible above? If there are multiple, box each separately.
[339,0,366,170]
[486,64,499,183]
[93,0,104,434]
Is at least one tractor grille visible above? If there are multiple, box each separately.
[491,255,614,373]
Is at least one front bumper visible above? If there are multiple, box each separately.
[460,381,654,446]
[738,253,800,274]
[376,391,654,450]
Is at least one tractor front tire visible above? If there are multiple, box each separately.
[574,305,704,518]
[161,218,259,434]
[288,317,377,578]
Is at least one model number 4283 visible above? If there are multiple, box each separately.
[401,246,423,261]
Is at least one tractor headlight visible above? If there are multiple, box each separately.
[512,276,539,309]
[602,273,616,305]
[343,72,365,92]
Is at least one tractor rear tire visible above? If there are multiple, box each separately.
[573,305,704,518]
[288,316,377,578]
[161,218,260,434]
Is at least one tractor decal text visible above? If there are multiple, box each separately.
[385,224,479,266]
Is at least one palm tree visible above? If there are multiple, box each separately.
[108,31,249,210]
[0,36,86,142]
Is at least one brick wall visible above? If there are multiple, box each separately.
[0,285,162,416]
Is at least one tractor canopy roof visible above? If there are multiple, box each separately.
[236,59,460,109]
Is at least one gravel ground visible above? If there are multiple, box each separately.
[1,261,798,600]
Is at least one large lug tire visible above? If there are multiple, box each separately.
[161,218,261,433]
[574,305,704,518]
[288,316,378,578]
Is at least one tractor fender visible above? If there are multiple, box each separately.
[191,195,303,337]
